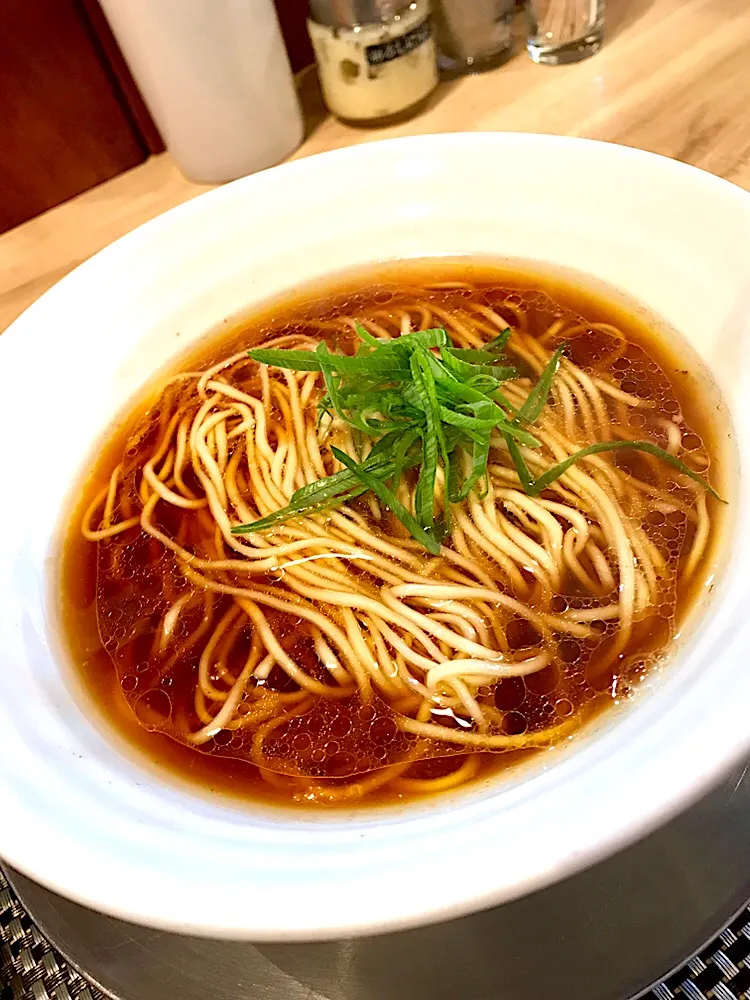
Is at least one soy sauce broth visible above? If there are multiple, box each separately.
[58,259,729,809]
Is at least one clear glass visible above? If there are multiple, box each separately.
[525,0,605,65]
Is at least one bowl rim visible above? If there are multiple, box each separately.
[1,131,750,940]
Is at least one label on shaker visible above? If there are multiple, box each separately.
[365,18,432,67]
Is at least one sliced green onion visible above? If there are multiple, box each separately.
[331,446,441,554]
[515,343,565,426]
[241,323,719,549]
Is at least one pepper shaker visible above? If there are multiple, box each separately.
[432,0,516,74]
[308,0,439,125]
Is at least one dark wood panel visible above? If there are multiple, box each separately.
[0,0,147,234]
[275,0,314,72]
[77,0,165,155]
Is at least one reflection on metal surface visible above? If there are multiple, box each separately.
[6,759,750,1000]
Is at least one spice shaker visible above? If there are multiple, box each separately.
[308,0,439,125]
[432,0,515,74]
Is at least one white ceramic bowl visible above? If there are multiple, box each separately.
[2,133,750,942]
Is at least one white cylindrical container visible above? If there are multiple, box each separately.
[97,0,304,183]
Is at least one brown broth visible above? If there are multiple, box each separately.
[58,259,728,809]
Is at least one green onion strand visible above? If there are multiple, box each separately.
[232,325,719,549]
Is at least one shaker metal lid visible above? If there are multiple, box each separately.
[309,0,407,28]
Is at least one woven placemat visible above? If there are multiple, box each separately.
[1,867,749,1000]
[0,869,99,1000]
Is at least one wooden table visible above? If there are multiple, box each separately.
[1,0,748,335]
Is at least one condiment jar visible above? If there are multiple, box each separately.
[308,0,439,125]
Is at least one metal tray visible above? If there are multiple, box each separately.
[3,760,750,1000]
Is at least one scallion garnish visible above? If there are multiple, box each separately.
[231,325,719,549]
